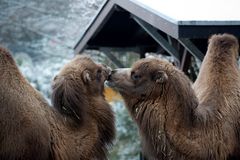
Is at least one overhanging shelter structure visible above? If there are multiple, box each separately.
[74,0,240,73]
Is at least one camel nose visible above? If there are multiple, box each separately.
[107,70,115,81]
[111,69,117,75]
[108,69,119,81]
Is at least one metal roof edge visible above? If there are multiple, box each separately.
[74,0,182,54]
[115,0,179,39]
[74,0,116,54]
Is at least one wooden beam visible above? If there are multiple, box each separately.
[178,38,204,61]
[132,16,180,63]
[180,49,192,73]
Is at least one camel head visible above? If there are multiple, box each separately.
[51,55,111,123]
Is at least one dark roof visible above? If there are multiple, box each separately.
[74,0,240,59]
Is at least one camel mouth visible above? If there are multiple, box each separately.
[105,74,120,89]
[107,73,112,81]
[102,65,112,81]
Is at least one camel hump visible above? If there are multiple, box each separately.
[209,33,239,49]
[0,46,16,66]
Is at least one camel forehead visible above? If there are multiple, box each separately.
[58,56,100,77]
[66,55,101,72]
[74,55,96,67]
[132,58,169,72]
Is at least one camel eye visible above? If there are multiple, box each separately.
[131,72,141,81]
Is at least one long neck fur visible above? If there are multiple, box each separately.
[123,69,202,159]
[88,96,115,154]
[49,95,115,160]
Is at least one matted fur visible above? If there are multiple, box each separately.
[0,47,52,160]
[107,34,240,160]
[193,33,240,159]
[50,55,115,160]
[0,48,115,160]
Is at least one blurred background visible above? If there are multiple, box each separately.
[0,0,142,159]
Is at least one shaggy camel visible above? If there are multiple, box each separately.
[0,47,115,160]
[107,34,240,159]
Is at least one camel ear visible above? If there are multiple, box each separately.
[153,71,168,83]
[51,76,86,123]
[82,70,91,83]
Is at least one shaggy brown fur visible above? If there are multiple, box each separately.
[0,48,115,160]
[0,47,52,160]
[50,55,115,160]
[107,34,240,160]
[193,33,240,159]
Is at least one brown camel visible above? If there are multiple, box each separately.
[0,47,115,160]
[107,34,240,159]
